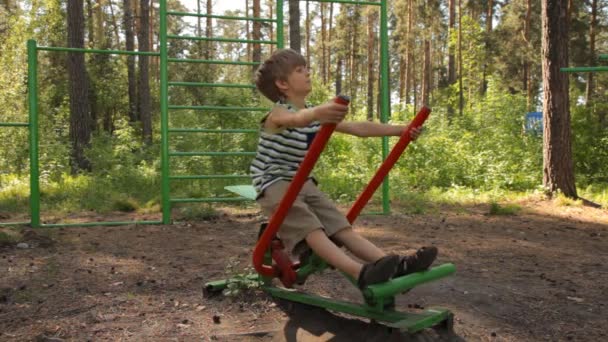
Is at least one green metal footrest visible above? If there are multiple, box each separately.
[203,263,456,334]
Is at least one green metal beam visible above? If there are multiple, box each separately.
[170,197,248,203]
[167,11,277,22]
[362,263,456,299]
[169,151,256,157]
[168,58,260,65]
[561,66,608,72]
[169,128,257,133]
[168,105,268,111]
[168,35,277,45]
[28,39,40,228]
[170,175,250,180]
[38,46,159,56]
[41,220,163,228]
[160,0,170,224]
[380,0,390,214]
[0,123,29,127]
[310,0,383,6]
[168,82,255,88]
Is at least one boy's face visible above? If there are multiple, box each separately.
[276,64,311,98]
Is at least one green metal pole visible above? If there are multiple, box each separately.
[27,39,40,228]
[380,0,390,214]
[560,66,608,72]
[276,1,284,49]
[362,263,456,300]
[160,0,170,224]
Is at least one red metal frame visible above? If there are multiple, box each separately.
[252,102,431,283]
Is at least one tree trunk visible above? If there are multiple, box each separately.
[138,0,152,145]
[585,0,597,106]
[458,0,464,116]
[320,3,327,84]
[328,4,334,83]
[123,0,137,123]
[523,0,532,111]
[206,0,213,60]
[67,0,92,173]
[541,0,576,197]
[366,8,377,121]
[336,58,342,96]
[305,1,310,66]
[288,0,301,52]
[268,0,274,53]
[422,40,430,106]
[252,0,262,74]
[447,0,456,85]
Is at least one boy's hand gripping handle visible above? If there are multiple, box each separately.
[253,95,350,279]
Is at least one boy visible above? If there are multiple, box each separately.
[251,49,437,290]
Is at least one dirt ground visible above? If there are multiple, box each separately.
[1,199,607,342]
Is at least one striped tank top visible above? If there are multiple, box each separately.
[250,101,321,194]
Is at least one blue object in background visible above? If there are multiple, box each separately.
[525,112,543,135]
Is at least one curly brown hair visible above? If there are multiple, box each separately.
[255,49,306,102]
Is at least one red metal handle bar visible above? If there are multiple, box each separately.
[253,96,350,277]
[346,106,431,223]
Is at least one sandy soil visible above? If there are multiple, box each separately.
[1,199,607,341]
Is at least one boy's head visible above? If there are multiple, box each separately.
[255,48,307,102]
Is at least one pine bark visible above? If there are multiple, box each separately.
[541,0,577,197]
[67,0,92,172]
[138,0,152,144]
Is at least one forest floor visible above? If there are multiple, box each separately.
[0,198,607,342]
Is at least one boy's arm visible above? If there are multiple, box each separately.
[336,121,405,137]
[265,101,348,130]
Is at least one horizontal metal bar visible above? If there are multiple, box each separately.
[168,35,277,45]
[38,46,159,56]
[306,0,382,5]
[0,123,29,127]
[40,220,163,228]
[170,197,249,203]
[168,58,260,66]
[599,54,608,60]
[0,221,29,226]
[168,81,255,88]
[168,105,268,111]
[167,11,277,22]
[561,66,608,72]
[170,175,250,180]
[169,128,257,133]
[169,151,256,157]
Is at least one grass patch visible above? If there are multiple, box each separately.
[553,193,583,207]
[177,205,219,221]
[488,202,521,215]
[112,197,140,212]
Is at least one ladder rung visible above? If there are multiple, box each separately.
[169,151,256,157]
[168,82,255,89]
[168,35,277,45]
[167,11,277,23]
[168,58,260,66]
[170,175,250,180]
[311,0,382,5]
[170,197,250,203]
[169,128,257,133]
[0,123,29,127]
[168,105,268,111]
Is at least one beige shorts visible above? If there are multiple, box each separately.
[257,179,351,256]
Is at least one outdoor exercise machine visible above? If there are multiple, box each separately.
[205,98,456,336]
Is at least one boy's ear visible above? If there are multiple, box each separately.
[275,79,289,92]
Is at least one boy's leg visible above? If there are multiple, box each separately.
[305,228,361,278]
[332,227,386,263]
[305,228,400,289]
